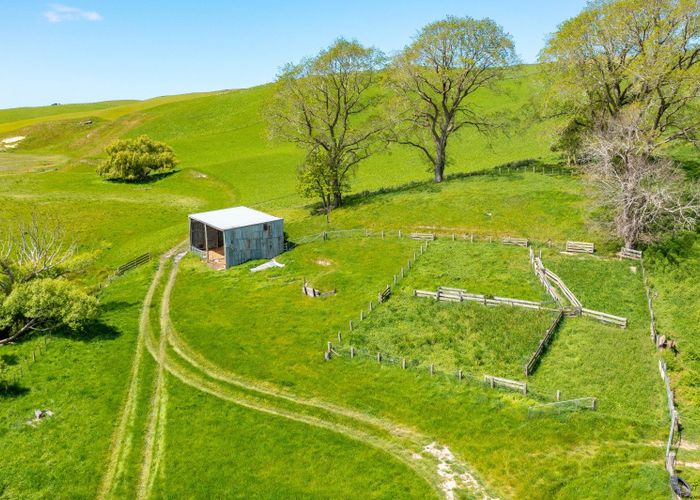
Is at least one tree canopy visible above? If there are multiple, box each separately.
[389,16,518,182]
[97,135,178,182]
[266,38,387,208]
[540,0,700,158]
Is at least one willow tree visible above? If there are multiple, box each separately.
[389,16,518,183]
[540,0,700,159]
[266,39,386,208]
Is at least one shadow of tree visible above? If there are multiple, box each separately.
[52,319,121,343]
[0,382,30,399]
[102,169,179,185]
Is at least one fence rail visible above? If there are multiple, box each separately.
[581,308,628,328]
[484,375,527,394]
[565,241,595,254]
[618,247,642,260]
[413,287,555,311]
[528,397,597,417]
[410,232,435,241]
[524,311,564,376]
[116,252,151,275]
[543,268,582,310]
[302,282,336,298]
[502,236,529,247]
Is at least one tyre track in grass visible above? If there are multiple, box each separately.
[97,254,169,500]
[136,252,182,499]
[151,253,495,500]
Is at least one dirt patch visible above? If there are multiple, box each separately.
[422,442,497,500]
[315,259,333,267]
[0,136,25,151]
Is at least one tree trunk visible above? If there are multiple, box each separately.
[331,176,343,208]
[434,152,445,183]
[433,137,447,183]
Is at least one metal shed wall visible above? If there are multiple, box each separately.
[224,219,284,267]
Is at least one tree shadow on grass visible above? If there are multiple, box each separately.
[102,169,179,185]
[98,300,138,314]
[53,319,121,343]
[0,382,30,399]
[334,159,551,211]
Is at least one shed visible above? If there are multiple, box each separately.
[188,206,284,269]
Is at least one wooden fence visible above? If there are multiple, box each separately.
[378,285,392,303]
[413,287,555,311]
[484,375,528,394]
[527,397,597,417]
[116,252,151,275]
[580,308,628,328]
[565,241,595,254]
[302,281,336,298]
[502,236,529,247]
[618,247,642,260]
[524,311,564,376]
[543,268,582,310]
[410,232,436,241]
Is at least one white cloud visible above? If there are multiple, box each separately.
[43,4,103,23]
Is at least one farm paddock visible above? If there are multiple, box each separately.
[165,234,670,498]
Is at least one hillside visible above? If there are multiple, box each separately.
[1,65,698,498]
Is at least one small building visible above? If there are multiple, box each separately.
[188,206,284,269]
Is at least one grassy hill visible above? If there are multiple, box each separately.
[1,65,698,498]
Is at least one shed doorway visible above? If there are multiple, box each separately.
[189,219,225,269]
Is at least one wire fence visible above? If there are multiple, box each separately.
[0,335,52,391]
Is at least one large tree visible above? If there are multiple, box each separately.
[540,0,700,159]
[389,16,518,183]
[97,135,177,182]
[267,39,386,208]
[0,217,97,345]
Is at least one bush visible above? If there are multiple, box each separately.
[97,135,177,181]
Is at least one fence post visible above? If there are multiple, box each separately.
[401,267,404,278]
[369,301,373,312]
[393,275,397,285]
[381,230,384,239]
[349,320,353,331]
[402,358,406,369]
[327,341,332,352]
[429,364,434,376]
[407,260,411,269]
[338,331,342,342]
[556,390,561,402]
[592,398,597,410]
[452,234,455,241]
[377,352,382,363]
[398,230,402,238]
[360,310,364,321]
[458,370,463,380]
[350,346,355,358]
[32,351,36,362]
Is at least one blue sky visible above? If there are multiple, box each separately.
[0,1,588,109]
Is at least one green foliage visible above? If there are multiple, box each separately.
[267,39,387,206]
[97,135,177,181]
[540,0,700,156]
[2,278,98,331]
[389,16,519,182]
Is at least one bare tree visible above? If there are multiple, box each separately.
[389,16,518,182]
[0,216,94,345]
[0,214,75,294]
[582,108,700,247]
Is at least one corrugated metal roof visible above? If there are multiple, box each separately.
[189,206,283,231]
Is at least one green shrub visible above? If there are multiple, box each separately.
[97,135,177,181]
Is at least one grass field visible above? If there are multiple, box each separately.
[0,62,696,498]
